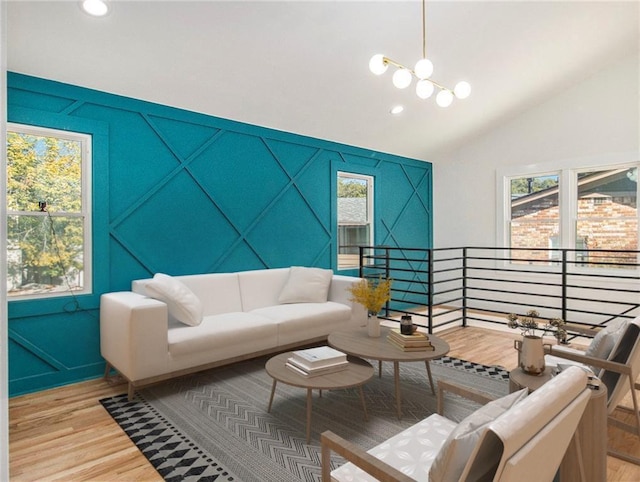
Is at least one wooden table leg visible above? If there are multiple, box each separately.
[358,386,369,421]
[267,379,277,412]
[394,361,402,419]
[378,360,382,378]
[306,388,313,443]
[425,361,436,395]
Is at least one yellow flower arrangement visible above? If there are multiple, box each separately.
[348,278,392,315]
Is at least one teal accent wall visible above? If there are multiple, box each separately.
[7,72,432,396]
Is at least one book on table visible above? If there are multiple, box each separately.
[286,357,349,377]
[388,329,432,347]
[291,346,347,368]
[387,336,435,352]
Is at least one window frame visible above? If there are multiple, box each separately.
[497,154,640,273]
[6,122,93,300]
[337,171,375,270]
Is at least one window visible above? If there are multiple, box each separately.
[337,172,374,269]
[6,124,92,299]
[501,160,639,269]
[509,174,560,263]
[575,167,638,267]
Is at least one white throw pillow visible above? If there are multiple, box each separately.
[428,388,528,482]
[278,266,333,304]
[145,273,203,326]
[584,319,629,374]
[585,319,627,360]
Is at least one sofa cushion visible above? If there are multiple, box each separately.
[237,268,291,311]
[428,388,528,482]
[278,266,334,304]
[145,273,203,326]
[168,311,278,357]
[252,301,350,345]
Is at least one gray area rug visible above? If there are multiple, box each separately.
[100,356,510,482]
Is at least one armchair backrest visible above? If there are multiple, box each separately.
[601,316,640,413]
[461,366,590,481]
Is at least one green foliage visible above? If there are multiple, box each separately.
[511,176,558,195]
[7,131,84,291]
[338,177,367,198]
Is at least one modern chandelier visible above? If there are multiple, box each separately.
[368,0,470,108]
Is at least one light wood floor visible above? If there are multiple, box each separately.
[9,327,640,481]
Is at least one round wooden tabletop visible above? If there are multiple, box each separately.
[265,351,374,390]
[328,326,450,362]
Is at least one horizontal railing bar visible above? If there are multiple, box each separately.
[432,287,464,297]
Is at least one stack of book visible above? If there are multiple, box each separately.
[387,328,434,352]
[286,346,348,377]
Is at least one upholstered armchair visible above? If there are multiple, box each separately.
[321,366,590,482]
[545,315,640,464]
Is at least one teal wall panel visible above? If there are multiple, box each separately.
[7,72,432,396]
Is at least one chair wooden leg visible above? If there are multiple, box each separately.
[103,361,112,379]
[629,376,640,439]
[608,448,640,466]
[607,376,640,466]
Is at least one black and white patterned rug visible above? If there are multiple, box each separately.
[100,355,509,482]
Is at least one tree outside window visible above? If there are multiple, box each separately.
[6,125,91,298]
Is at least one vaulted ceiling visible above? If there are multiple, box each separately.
[7,1,639,161]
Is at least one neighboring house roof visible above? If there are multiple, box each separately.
[338,197,367,224]
[512,168,636,218]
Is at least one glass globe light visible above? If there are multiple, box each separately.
[390,105,404,115]
[392,68,413,89]
[454,81,471,99]
[414,58,434,80]
[82,0,109,16]
[436,89,454,107]
[369,54,388,75]
[416,80,434,99]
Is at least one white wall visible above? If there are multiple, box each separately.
[433,54,640,248]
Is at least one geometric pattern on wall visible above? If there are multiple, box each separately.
[8,72,432,395]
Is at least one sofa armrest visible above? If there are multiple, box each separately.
[100,291,170,382]
[320,431,414,482]
[328,275,367,326]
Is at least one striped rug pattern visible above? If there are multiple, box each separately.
[101,355,509,482]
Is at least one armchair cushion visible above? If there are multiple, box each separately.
[330,414,457,482]
[428,388,528,482]
[584,319,628,372]
[145,273,203,326]
[278,266,333,304]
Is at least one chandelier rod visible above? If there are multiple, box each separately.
[422,0,426,60]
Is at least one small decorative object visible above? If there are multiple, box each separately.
[368,314,381,338]
[507,310,567,375]
[348,278,392,338]
[400,314,414,335]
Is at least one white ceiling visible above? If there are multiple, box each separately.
[7,1,640,161]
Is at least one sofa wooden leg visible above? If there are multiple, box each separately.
[103,362,113,379]
[128,382,135,401]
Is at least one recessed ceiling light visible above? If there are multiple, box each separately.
[390,105,404,115]
[81,0,110,17]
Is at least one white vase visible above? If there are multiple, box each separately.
[514,335,549,375]
[367,314,381,337]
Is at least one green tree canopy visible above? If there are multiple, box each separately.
[7,131,84,292]
[338,178,367,198]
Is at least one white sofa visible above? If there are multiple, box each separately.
[100,267,366,398]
